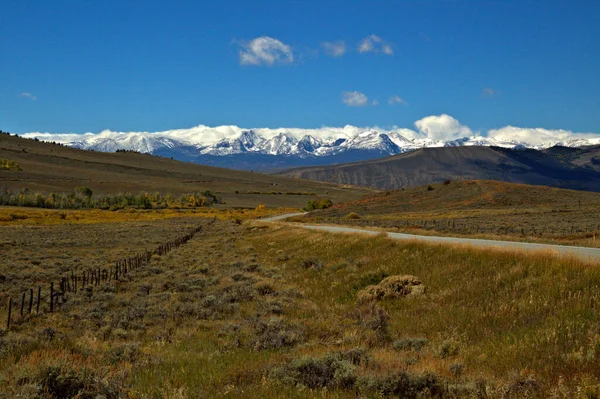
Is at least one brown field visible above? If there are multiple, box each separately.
[5,136,600,397]
[296,180,600,247]
[2,209,600,398]
[0,133,374,209]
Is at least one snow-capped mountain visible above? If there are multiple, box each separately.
[21,124,600,171]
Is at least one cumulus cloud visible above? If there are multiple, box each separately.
[23,115,600,150]
[342,91,369,107]
[388,95,407,106]
[372,99,379,106]
[358,34,393,55]
[19,92,37,101]
[487,126,600,146]
[239,36,293,66]
[482,88,496,97]
[321,41,346,57]
[414,114,472,141]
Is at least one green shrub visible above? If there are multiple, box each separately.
[107,343,141,364]
[0,159,21,170]
[346,212,361,219]
[304,198,333,211]
[301,258,323,270]
[271,350,368,389]
[352,271,389,292]
[355,303,391,342]
[252,317,304,350]
[450,362,465,379]
[356,371,445,398]
[393,337,429,352]
[256,282,276,296]
[438,340,460,358]
[38,365,94,398]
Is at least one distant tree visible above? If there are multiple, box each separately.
[77,186,93,197]
[304,198,333,211]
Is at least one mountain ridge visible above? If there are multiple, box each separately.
[21,125,600,171]
[276,145,600,192]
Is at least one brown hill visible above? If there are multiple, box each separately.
[299,180,600,245]
[318,180,600,217]
[0,133,374,208]
[277,146,600,191]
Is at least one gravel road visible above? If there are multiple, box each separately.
[260,213,600,262]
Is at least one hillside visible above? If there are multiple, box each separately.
[0,133,374,208]
[315,180,600,216]
[297,180,600,247]
[277,145,600,191]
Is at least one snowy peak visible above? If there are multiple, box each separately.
[238,130,265,150]
[338,131,400,154]
[21,124,600,168]
[263,133,298,155]
[297,135,322,153]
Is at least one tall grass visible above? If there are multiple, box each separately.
[3,218,600,397]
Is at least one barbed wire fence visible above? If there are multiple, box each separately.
[3,218,216,332]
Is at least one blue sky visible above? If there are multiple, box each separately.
[2,0,599,135]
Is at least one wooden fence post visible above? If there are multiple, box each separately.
[50,282,54,312]
[20,292,26,318]
[6,297,12,330]
[72,270,76,294]
[28,288,33,314]
[36,286,41,313]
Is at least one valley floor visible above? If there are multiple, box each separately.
[2,209,600,398]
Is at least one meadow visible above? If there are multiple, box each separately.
[296,180,600,248]
[2,207,600,398]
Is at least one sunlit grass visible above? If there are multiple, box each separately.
[0,206,298,226]
[4,217,600,397]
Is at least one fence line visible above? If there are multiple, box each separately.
[333,217,600,238]
[4,220,213,332]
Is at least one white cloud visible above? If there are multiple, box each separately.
[372,99,379,106]
[239,36,293,66]
[342,91,369,107]
[358,34,393,55]
[22,115,600,150]
[414,114,472,141]
[482,88,496,97]
[19,92,37,101]
[321,41,346,57]
[487,126,600,146]
[388,95,407,106]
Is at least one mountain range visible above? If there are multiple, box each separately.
[277,145,600,192]
[23,125,600,171]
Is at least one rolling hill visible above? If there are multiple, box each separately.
[277,145,600,191]
[0,133,374,208]
[295,179,600,247]
[314,180,600,216]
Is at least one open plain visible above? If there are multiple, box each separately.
[2,206,600,397]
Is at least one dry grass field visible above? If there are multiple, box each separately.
[2,209,600,398]
[5,135,600,397]
[296,180,600,248]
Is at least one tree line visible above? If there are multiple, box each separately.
[0,187,222,210]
